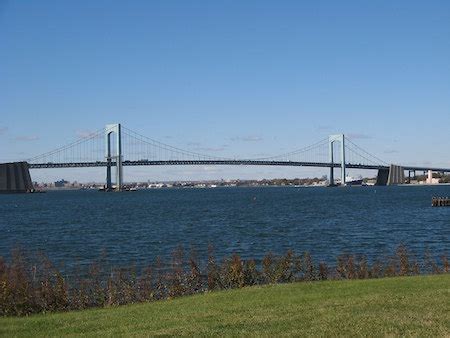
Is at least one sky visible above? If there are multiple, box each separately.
[1,1,449,182]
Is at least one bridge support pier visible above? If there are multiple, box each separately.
[329,134,346,186]
[427,170,433,184]
[376,165,405,185]
[329,142,334,186]
[387,164,405,185]
[0,162,34,193]
[105,124,123,191]
[375,168,389,185]
[106,160,112,190]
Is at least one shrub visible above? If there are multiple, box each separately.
[0,245,447,317]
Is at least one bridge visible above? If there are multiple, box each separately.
[3,123,449,191]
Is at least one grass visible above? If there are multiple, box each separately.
[1,274,449,337]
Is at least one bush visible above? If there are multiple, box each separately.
[0,245,448,316]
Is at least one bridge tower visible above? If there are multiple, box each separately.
[329,134,346,186]
[105,123,123,191]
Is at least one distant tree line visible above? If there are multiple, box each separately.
[410,173,450,183]
[226,177,327,186]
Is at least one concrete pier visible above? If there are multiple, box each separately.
[375,165,405,186]
[387,165,405,185]
[0,162,34,193]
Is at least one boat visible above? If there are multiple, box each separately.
[345,175,364,186]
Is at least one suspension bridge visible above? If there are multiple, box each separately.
[2,123,450,192]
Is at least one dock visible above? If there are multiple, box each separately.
[431,197,450,207]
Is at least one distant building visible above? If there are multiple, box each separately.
[54,179,69,188]
[425,170,440,185]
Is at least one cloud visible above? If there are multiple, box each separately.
[75,129,97,139]
[315,125,332,132]
[187,142,201,146]
[346,133,372,140]
[14,135,39,142]
[202,166,222,172]
[187,141,228,152]
[194,147,226,152]
[230,135,263,142]
[0,126,7,135]
[408,160,432,166]
[429,160,450,167]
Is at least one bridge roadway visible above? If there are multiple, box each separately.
[27,160,450,173]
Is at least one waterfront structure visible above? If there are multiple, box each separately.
[425,170,440,184]
[387,165,405,185]
[432,197,450,207]
[0,162,33,193]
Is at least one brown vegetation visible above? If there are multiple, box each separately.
[0,244,448,316]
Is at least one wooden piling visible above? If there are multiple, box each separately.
[431,197,450,207]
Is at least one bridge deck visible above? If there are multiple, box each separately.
[27,160,450,173]
[29,160,387,170]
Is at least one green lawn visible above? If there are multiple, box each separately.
[1,275,449,337]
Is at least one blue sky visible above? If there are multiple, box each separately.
[1,1,449,182]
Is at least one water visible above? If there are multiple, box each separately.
[1,186,449,271]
